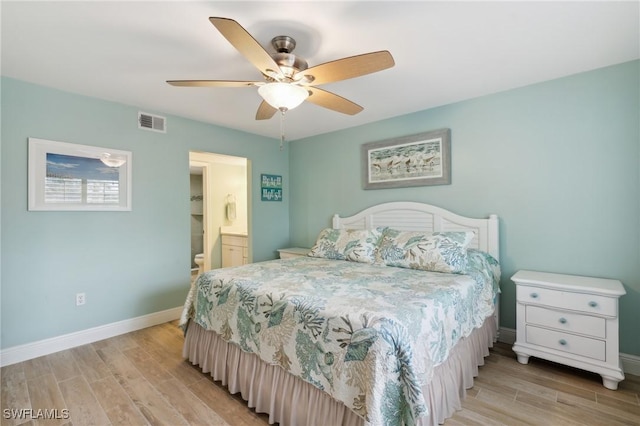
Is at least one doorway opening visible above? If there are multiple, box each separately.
[189,152,250,277]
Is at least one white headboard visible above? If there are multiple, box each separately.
[332,201,499,260]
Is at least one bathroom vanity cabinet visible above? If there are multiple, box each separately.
[221,234,248,267]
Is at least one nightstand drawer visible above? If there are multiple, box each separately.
[277,247,311,259]
[525,305,606,338]
[517,285,616,316]
[526,325,606,361]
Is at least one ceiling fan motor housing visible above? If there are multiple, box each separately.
[271,35,296,53]
[271,36,308,79]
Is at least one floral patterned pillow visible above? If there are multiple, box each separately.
[377,229,475,273]
[466,248,501,292]
[308,227,386,264]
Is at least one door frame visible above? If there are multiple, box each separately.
[189,160,211,271]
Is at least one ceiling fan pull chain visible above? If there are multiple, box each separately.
[279,109,286,150]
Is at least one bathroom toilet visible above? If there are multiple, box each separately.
[194,253,205,276]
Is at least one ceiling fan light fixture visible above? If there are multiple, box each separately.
[258,82,308,111]
[100,153,126,168]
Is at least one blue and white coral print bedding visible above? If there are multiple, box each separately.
[180,254,499,426]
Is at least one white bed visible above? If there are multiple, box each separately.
[181,201,500,425]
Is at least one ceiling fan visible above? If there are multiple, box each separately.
[167,17,395,121]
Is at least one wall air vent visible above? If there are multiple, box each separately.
[138,112,166,133]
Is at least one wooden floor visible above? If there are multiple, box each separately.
[2,321,639,426]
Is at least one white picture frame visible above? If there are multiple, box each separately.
[28,138,132,211]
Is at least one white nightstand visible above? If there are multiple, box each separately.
[511,270,626,390]
[277,247,311,259]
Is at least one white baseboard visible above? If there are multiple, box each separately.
[620,352,640,377]
[0,306,182,367]
[498,326,640,377]
[497,326,516,345]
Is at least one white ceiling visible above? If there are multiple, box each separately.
[2,1,638,141]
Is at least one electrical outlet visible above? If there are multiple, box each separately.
[76,292,86,306]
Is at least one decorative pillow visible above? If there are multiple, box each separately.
[466,248,501,292]
[308,227,386,264]
[377,229,475,273]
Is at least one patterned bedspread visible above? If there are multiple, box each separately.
[180,252,499,426]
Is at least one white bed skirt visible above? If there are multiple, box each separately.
[184,316,496,426]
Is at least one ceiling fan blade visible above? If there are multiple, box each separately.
[167,80,258,87]
[298,51,394,86]
[256,101,278,120]
[209,17,283,79]
[305,87,363,115]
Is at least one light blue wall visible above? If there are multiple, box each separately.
[289,61,640,356]
[0,77,290,348]
[3,61,639,357]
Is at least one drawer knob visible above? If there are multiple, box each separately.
[559,317,567,324]
[559,339,567,346]
[530,292,539,299]
[588,301,598,308]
